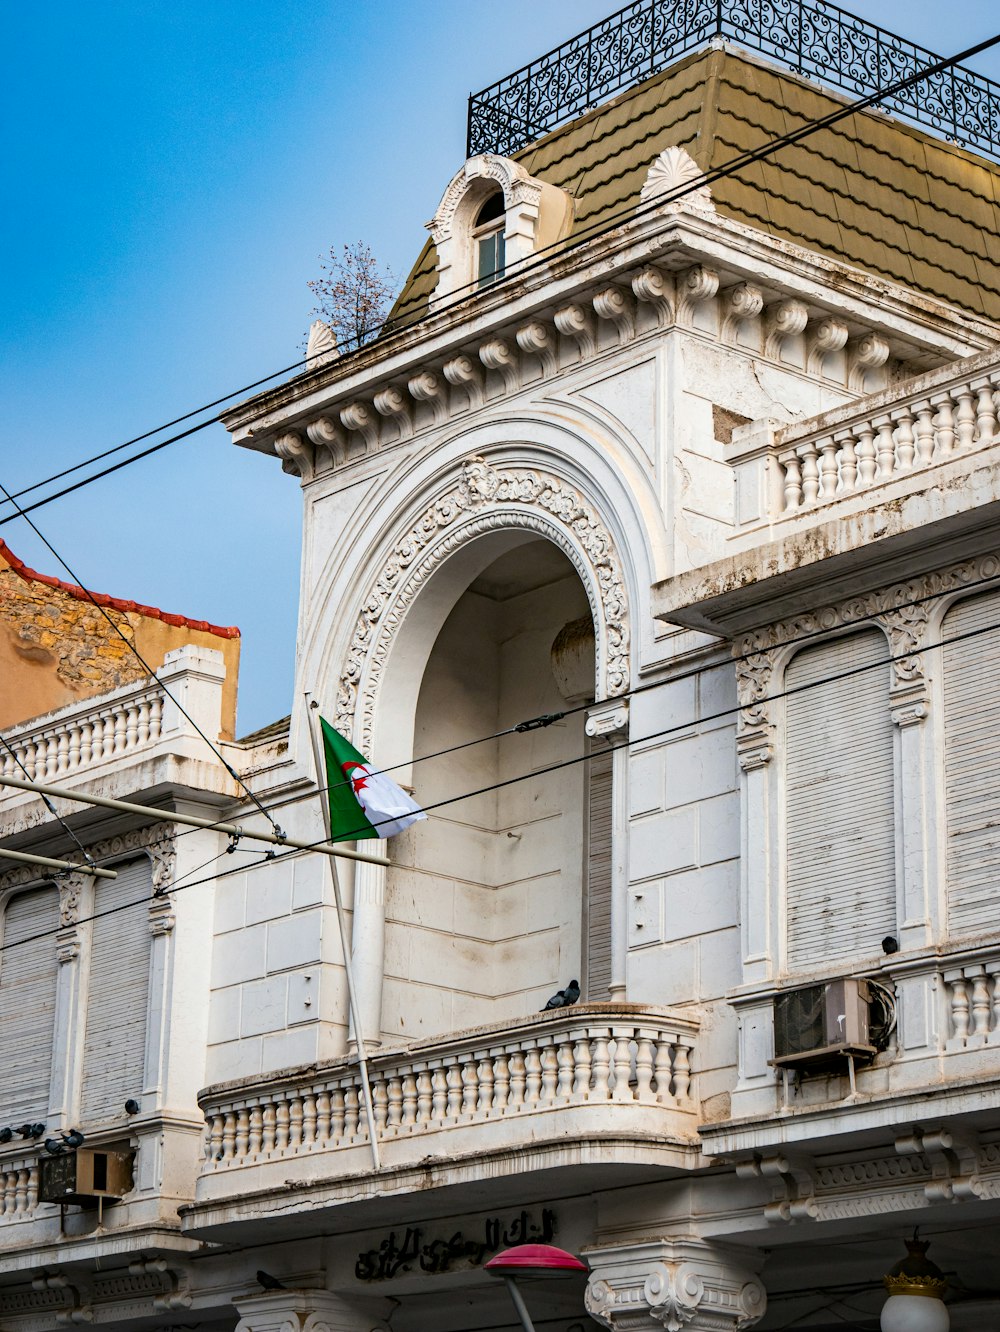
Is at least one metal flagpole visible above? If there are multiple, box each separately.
[303,694,383,1172]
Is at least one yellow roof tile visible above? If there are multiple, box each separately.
[390,46,1000,327]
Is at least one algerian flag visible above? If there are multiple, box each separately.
[320,717,426,842]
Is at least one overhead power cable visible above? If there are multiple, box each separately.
[11,554,998,867]
[5,27,1000,525]
[0,479,284,839]
[5,604,1000,953]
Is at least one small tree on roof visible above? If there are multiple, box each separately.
[307,242,398,352]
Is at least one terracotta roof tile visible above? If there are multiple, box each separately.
[0,540,240,639]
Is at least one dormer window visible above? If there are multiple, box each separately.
[427,154,573,309]
[474,191,506,288]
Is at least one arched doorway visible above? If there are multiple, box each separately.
[379,533,610,1041]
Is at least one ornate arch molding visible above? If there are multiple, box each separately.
[335,455,631,750]
[731,553,1000,768]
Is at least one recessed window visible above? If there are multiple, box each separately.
[474,191,506,288]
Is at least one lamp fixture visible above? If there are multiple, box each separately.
[880,1232,949,1332]
[485,1243,589,1332]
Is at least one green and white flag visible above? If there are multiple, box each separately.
[320,717,426,842]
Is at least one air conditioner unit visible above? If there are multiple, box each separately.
[772,978,876,1069]
[38,1148,134,1206]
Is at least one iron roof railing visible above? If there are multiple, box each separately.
[466,0,1000,161]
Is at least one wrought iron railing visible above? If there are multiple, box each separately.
[467,0,1000,160]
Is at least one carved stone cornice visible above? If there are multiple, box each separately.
[275,431,316,482]
[336,455,630,748]
[585,1239,765,1331]
[731,553,1000,734]
[0,822,174,898]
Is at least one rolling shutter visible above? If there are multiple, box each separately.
[79,857,152,1125]
[944,588,1000,937]
[785,629,896,968]
[586,749,613,999]
[0,886,58,1123]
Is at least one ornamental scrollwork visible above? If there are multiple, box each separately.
[585,1240,765,1330]
[336,456,630,749]
[468,0,998,161]
[731,554,1000,740]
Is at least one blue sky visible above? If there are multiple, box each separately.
[4,1,1000,734]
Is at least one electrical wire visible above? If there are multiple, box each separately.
[5,28,1000,526]
[7,550,1000,875]
[6,603,1000,952]
[5,30,1000,938]
[0,478,285,839]
[0,734,96,872]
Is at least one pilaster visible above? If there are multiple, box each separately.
[587,698,630,1000]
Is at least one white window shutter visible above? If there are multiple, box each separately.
[943,588,1000,937]
[79,857,152,1125]
[785,629,896,968]
[0,886,59,1123]
[586,749,613,999]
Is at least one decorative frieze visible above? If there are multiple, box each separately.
[585,1238,765,1331]
[721,283,763,344]
[676,265,719,325]
[554,301,598,358]
[732,554,1000,736]
[593,285,637,342]
[515,319,558,376]
[631,264,674,325]
[478,337,519,394]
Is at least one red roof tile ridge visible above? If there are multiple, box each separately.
[0,539,240,639]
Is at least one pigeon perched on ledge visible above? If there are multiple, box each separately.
[541,979,581,1011]
[256,1270,286,1291]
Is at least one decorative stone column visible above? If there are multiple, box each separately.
[143,828,178,1111]
[586,698,630,1000]
[350,857,387,1049]
[233,1288,388,1332]
[875,603,934,951]
[585,1238,766,1330]
[732,637,777,987]
[50,870,93,1124]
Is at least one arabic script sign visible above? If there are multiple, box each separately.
[356,1208,557,1281]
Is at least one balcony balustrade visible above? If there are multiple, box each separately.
[0,1156,37,1224]
[196,1005,700,1204]
[0,683,165,786]
[775,363,1000,513]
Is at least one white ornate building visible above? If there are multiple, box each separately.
[5,2,1000,1329]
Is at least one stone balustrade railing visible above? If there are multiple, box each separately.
[0,683,165,785]
[200,1006,698,1173]
[775,361,1000,511]
[0,1157,38,1221]
[943,955,1000,1050]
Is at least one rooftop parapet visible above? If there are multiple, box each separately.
[468,0,1000,160]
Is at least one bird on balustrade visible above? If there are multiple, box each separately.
[540,979,580,1011]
